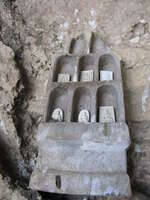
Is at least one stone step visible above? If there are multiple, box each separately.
[37,140,127,173]
[30,169,131,196]
[37,122,130,148]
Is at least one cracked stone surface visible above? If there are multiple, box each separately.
[0,41,24,178]
[0,175,27,200]
[0,0,150,199]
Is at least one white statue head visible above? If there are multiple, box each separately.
[51,108,64,122]
[78,109,90,123]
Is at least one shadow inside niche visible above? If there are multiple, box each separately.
[0,128,29,185]
[40,192,90,200]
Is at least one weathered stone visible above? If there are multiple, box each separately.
[0,42,24,176]
[78,109,90,123]
[80,70,94,82]
[100,70,113,81]
[30,33,131,197]
[1,0,150,198]
[129,121,150,196]
[0,175,27,200]
[30,122,131,195]
[0,41,20,143]
[57,73,70,82]
[30,170,130,196]
[0,41,21,111]
[99,106,115,123]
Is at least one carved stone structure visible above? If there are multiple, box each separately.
[30,33,131,197]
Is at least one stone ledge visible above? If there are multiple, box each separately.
[30,169,131,196]
[37,122,130,148]
[35,146,127,173]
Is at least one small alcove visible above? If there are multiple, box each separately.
[72,87,92,122]
[69,34,87,55]
[99,54,120,81]
[79,55,95,81]
[53,55,77,82]
[97,85,120,122]
[90,33,106,54]
[46,87,68,122]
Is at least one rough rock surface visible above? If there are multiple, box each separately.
[0,175,27,200]
[0,0,150,199]
[0,40,24,179]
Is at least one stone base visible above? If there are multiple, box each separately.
[30,122,131,197]
[30,169,131,196]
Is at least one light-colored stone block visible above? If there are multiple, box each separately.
[78,109,90,123]
[51,108,64,122]
[57,73,70,82]
[99,106,115,123]
[72,66,78,82]
[100,70,113,81]
[80,70,94,82]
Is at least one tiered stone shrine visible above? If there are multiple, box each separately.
[30,33,131,197]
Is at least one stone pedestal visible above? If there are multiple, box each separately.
[30,122,131,196]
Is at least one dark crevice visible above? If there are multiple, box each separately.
[127,120,150,198]
[0,1,41,199]
[0,39,38,195]
[56,175,61,189]
[135,181,150,197]
[40,192,89,200]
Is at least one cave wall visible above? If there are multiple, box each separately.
[0,0,150,199]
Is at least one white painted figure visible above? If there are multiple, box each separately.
[99,106,115,123]
[78,109,90,123]
[51,108,64,122]
[100,70,113,81]
[57,73,70,82]
[80,70,94,82]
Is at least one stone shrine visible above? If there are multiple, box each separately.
[29,33,131,197]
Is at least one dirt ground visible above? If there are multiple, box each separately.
[0,0,150,199]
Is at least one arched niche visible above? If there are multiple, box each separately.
[99,54,120,81]
[72,87,92,122]
[46,88,67,122]
[53,56,77,82]
[79,55,95,71]
[97,85,120,122]
[90,33,106,54]
[79,55,95,81]
[69,34,87,55]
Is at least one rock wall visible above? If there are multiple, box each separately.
[0,0,150,199]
